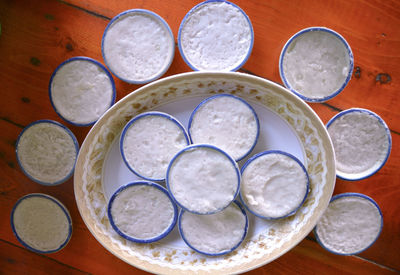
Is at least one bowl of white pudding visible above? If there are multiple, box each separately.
[326,108,391,181]
[102,9,175,84]
[314,193,383,255]
[166,144,241,215]
[279,27,354,102]
[108,181,178,243]
[49,56,116,126]
[16,120,79,186]
[11,193,72,253]
[178,0,253,71]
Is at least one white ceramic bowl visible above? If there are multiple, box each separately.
[11,193,72,254]
[102,9,175,84]
[279,27,354,102]
[16,120,79,186]
[49,56,116,126]
[178,0,254,71]
[326,108,391,181]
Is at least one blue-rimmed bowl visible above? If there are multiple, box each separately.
[101,9,175,84]
[326,108,392,181]
[178,0,254,71]
[11,193,73,254]
[178,200,248,256]
[188,94,260,161]
[166,144,241,215]
[240,150,309,220]
[16,120,79,186]
[49,56,116,126]
[314,192,383,255]
[120,111,190,182]
[107,181,178,243]
[279,27,354,103]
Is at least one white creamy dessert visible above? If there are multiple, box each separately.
[50,57,115,125]
[167,144,240,214]
[11,194,72,253]
[178,0,253,71]
[280,27,353,102]
[327,108,391,180]
[16,120,78,185]
[315,193,383,255]
[120,112,189,181]
[189,94,259,161]
[179,201,248,255]
[102,9,174,83]
[108,182,177,242]
[240,151,309,219]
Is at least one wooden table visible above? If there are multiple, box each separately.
[1,0,399,274]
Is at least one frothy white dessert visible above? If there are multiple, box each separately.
[167,145,240,214]
[103,10,174,83]
[189,95,259,161]
[179,1,253,71]
[315,194,382,254]
[12,195,71,252]
[50,58,114,125]
[180,202,247,255]
[241,151,308,219]
[281,28,352,100]
[17,121,77,185]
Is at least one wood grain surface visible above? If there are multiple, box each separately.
[0,0,399,274]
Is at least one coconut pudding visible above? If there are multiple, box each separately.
[326,108,391,180]
[188,94,259,161]
[11,194,72,253]
[16,120,79,185]
[108,181,177,243]
[102,9,174,84]
[280,27,353,102]
[315,193,383,255]
[179,201,248,256]
[240,150,309,219]
[178,0,253,71]
[120,112,189,181]
[166,144,240,214]
[49,57,116,126]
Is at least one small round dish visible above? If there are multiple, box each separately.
[314,193,383,255]
[107,181,178,243]
[279,27,354,102]
[11,193,72,254]
[326,108,391,181]
[178,0,254,71]
[188,94,259,161]
[16,120,79,186]
[102,9,175,84]
[240,150,309,219]
[178,201,248,256]
[166,144,241,215]
[120,111,190,181]
[49,56,116,126]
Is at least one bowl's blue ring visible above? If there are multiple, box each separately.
[101,9,175,84]
[177,0,254,72]
[107,181,178,243]
[326,108,392,181]
[279,27,354,103]
[15,119,79,186]
[188,94,260,161]
[313,192,383,256]
[10,193,73,254]
[239,150,310,220]
[48,56,116,127]
[178,200,248,256]
[166,144,241,215]
[120,111,190,182]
